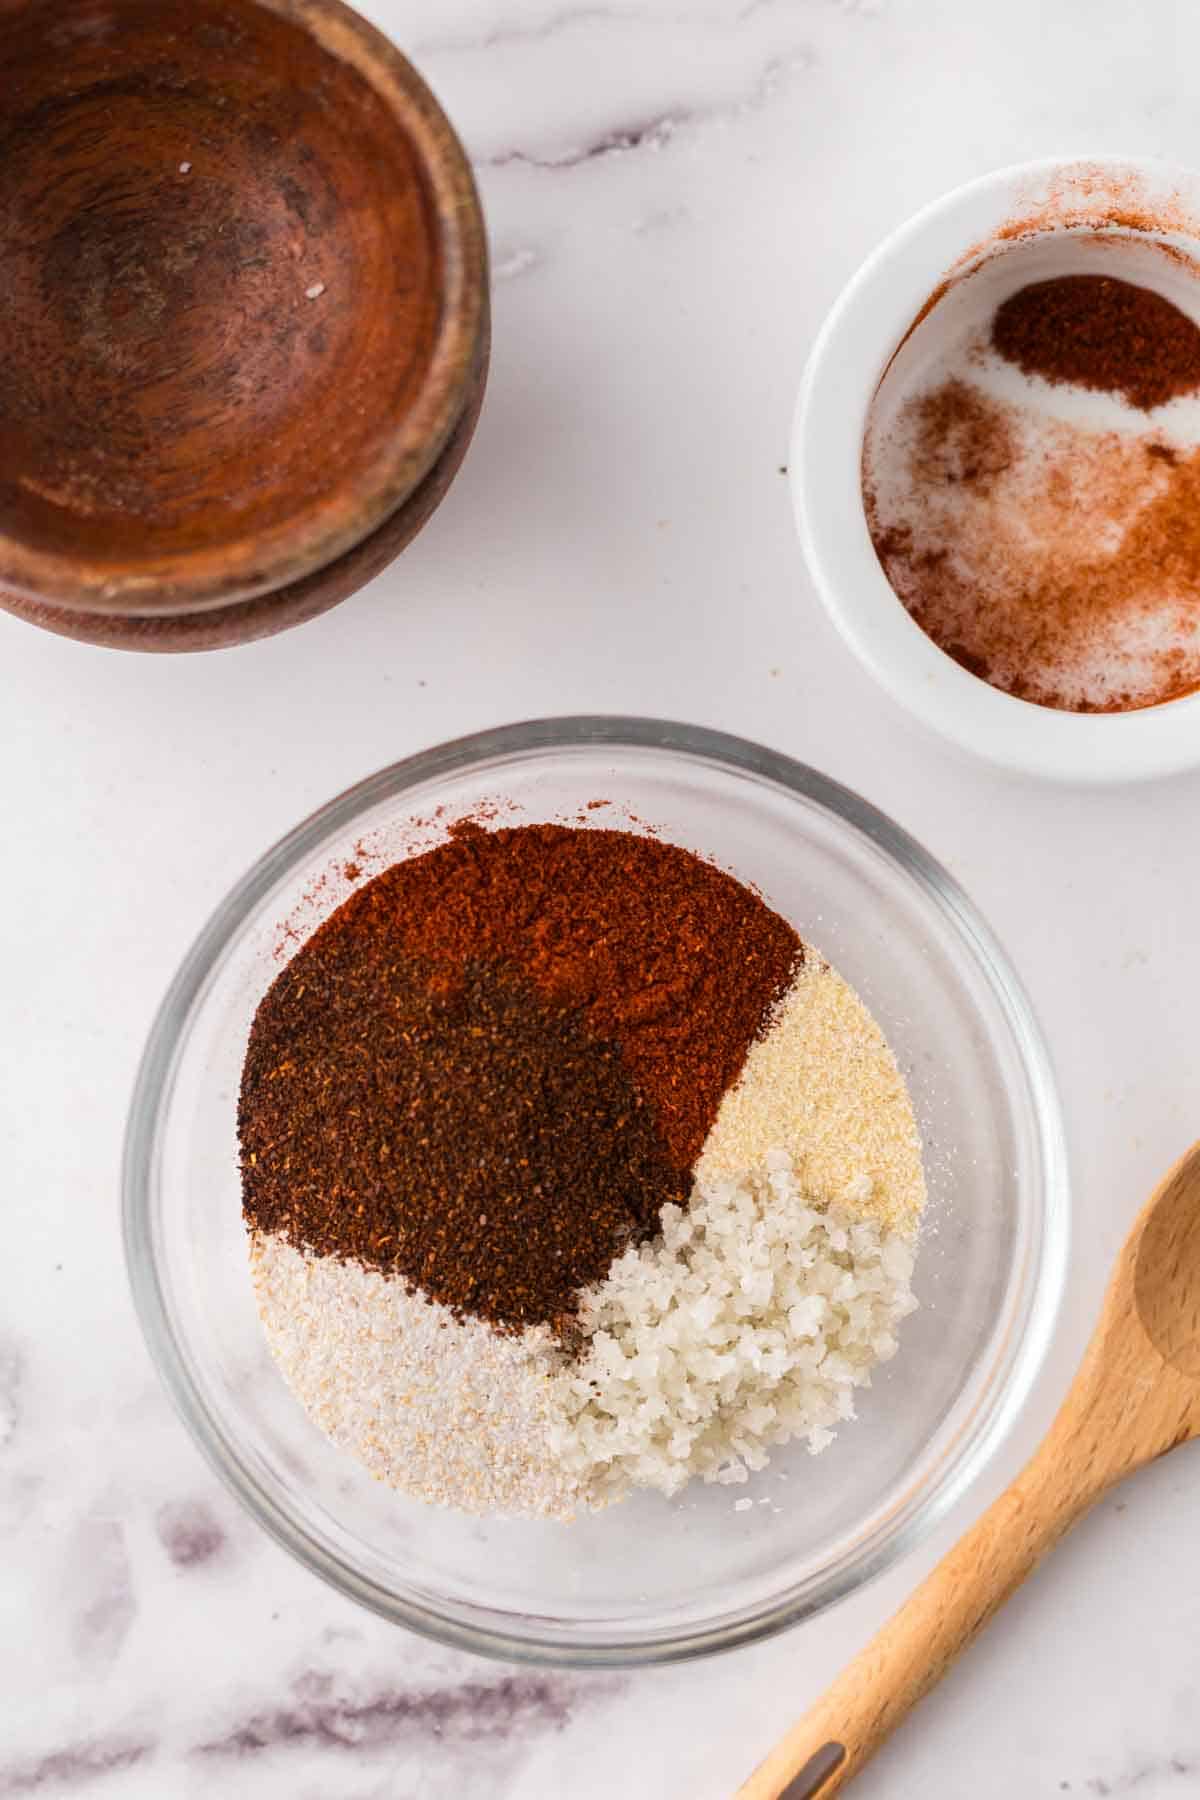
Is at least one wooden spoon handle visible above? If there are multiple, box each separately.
[737,1428,1101,1799]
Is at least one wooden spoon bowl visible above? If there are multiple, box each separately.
[0,0,488,648]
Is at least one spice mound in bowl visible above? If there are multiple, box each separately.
[864,250,1200,713]
[240,821,925,1519]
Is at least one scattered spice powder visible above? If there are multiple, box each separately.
[864,267,1200,712]
[239,824,800,1333]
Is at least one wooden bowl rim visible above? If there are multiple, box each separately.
[0,0,487,618]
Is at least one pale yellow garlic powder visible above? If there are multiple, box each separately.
[695,957,925,1237]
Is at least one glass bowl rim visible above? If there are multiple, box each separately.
[122,714,1070,1667]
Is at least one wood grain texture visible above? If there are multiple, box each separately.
[0,0,487,645]
[0,300,489,651]
[740,1145,1200,1800]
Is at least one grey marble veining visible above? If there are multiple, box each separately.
[473,51,810,171]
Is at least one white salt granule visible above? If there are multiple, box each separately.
[548,1152,919,1506]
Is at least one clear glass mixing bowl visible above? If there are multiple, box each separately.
[123,718,1068,1666]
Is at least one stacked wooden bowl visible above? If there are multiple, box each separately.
[0,0,489,650]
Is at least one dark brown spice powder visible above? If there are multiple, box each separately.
[239,824,800,1332]
[991,274,1200,412]
[241,957,682,1331]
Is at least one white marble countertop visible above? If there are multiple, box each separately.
[5,0,1200,1794]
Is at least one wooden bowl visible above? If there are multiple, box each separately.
[0,0,488,650]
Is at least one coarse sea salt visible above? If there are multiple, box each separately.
[547,1151,919,1506]
[252,1149,920,1519]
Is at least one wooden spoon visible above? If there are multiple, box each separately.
[740,1142,1200,1800]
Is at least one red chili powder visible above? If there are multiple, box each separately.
[329,822,801,1169]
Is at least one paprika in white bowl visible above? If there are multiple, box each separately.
[792,155,1200,781]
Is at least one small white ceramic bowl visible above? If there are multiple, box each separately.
[791,155,1200,782]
